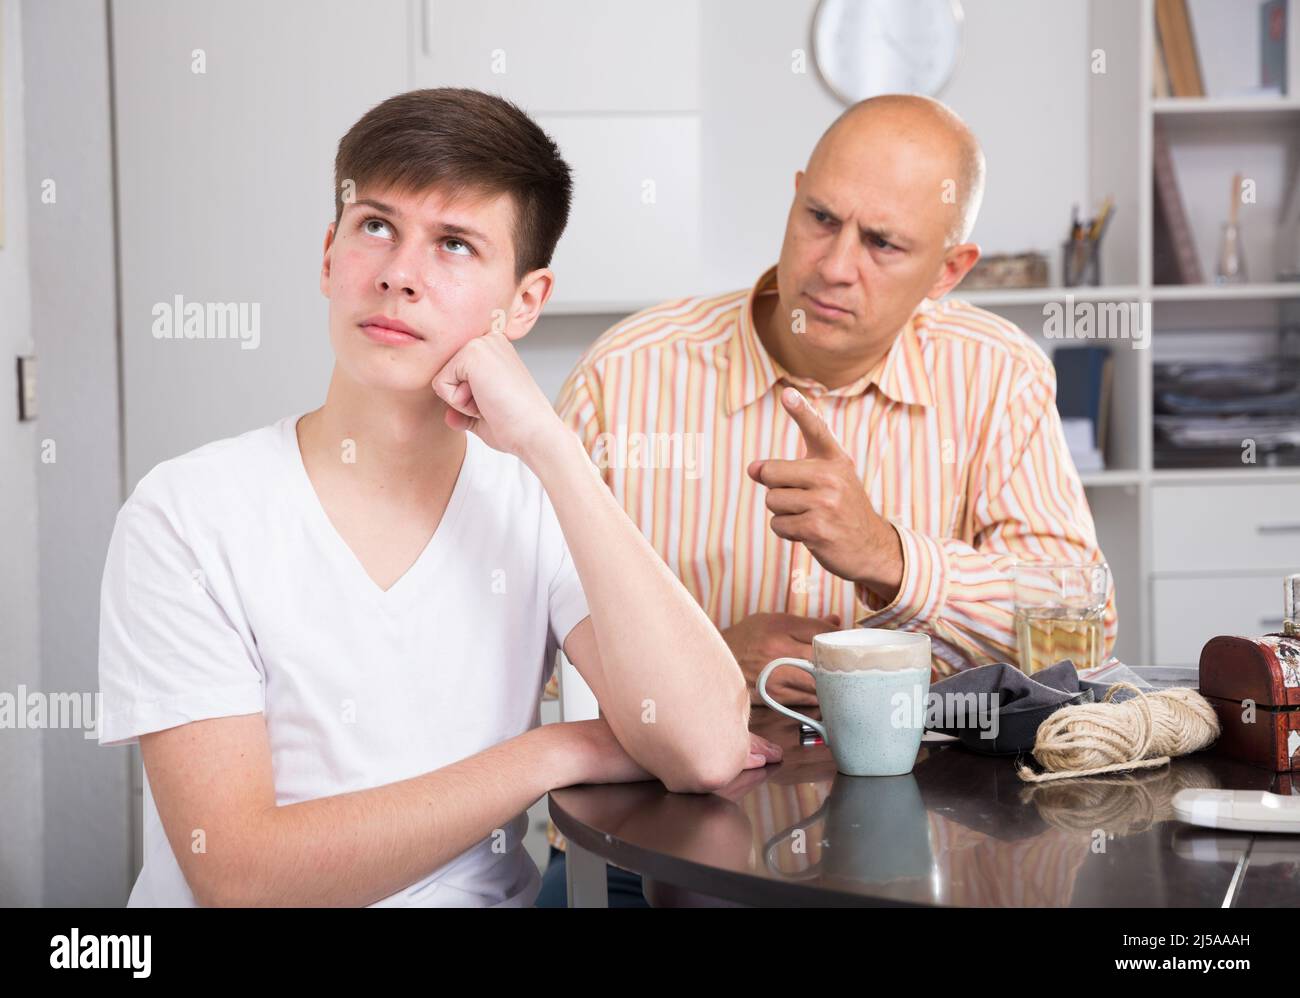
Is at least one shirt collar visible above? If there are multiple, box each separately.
[725,265,936,416]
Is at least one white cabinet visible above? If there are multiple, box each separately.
[409,0,703,309]
[537,115,702,309]
[412,0,700,113]
[111,0,410,484]
[1151,575,1289,666]
[1152,483,1300,574]
[1150,482,1300,668]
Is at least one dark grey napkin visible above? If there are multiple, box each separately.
[926,659,1135,756]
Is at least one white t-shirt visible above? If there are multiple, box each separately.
[97,412,591,907]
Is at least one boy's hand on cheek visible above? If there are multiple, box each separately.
[431,328,565,463]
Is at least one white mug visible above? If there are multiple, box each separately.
[757,628,932,777]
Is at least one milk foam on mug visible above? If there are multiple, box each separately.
[757,628,932,777]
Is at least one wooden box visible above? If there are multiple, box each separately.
[1199,633,1300,772]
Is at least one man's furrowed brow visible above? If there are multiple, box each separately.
[806,194,909,247]
[862,223,909,248]
[805,195,840,223]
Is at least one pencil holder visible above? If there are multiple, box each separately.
[1062,239,1101,287]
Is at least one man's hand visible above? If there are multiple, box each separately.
[747,386,904,602]
[721,611,842,708]
[430,328,565,463]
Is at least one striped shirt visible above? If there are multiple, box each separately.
[543,264,1117,853]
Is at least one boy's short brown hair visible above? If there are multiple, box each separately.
[333,88,572,279]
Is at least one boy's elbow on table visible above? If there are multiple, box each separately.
[664,725,753,795]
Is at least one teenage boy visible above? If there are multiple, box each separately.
[97,88,777,907]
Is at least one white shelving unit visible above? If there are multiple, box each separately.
[962,0,1300,669]
[1152,96,1300,116]
[959,285,1146,307]
[1149,282,1300,300]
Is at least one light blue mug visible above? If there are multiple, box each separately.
[758,628,932,777]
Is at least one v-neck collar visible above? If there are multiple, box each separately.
[280,411,478,610]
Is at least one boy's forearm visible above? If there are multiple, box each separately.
[204,724,584,907]
[526,429,751,790]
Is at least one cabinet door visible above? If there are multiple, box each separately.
[1152,575,1287,667]
[1152,483,1300,575]
[113,0,410,486]
[410,0,704,310]
[412,0,700,113]
[537,115,702,309]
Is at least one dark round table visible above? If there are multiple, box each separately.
[548,705,1300,907]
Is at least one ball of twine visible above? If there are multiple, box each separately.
[1016,683,1220,783]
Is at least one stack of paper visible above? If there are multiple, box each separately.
[1062,418,1104,472]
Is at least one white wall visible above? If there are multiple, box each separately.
[700,0,1089,295]
[1187,0,1270,98]
[0,0,44,907]
[522,0,1091,402]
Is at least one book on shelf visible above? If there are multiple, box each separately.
[1153,27,1172,99]
[1279,160,1300,281]
[1262,0,1287,94]
[1155,0,1205,98]
[1061,420,1104,473]
[1152,123,1205,285]
[1053,345,1113,474]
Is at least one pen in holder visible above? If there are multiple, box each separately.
[1062,237,1101,287]
[1063,196,1112,287]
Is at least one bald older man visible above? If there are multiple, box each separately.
[534,95,1117,905]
